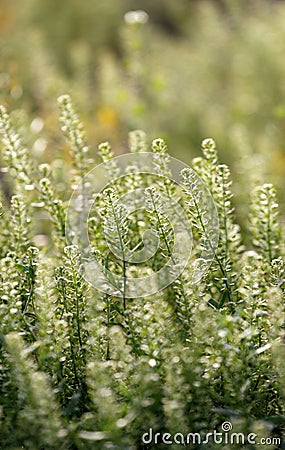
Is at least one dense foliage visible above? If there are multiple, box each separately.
[1,1,285,448]
[0,96,284,449]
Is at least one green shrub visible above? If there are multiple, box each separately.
[0,97,284,449]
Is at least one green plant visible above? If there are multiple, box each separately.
[0,98,284,449]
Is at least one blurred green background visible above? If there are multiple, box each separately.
[1,0,285,218]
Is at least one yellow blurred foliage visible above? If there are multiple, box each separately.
[97,105,119,130]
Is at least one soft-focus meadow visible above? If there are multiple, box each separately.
[1,2,285,163]
[0,1,285,449]
[1,0,285,226]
